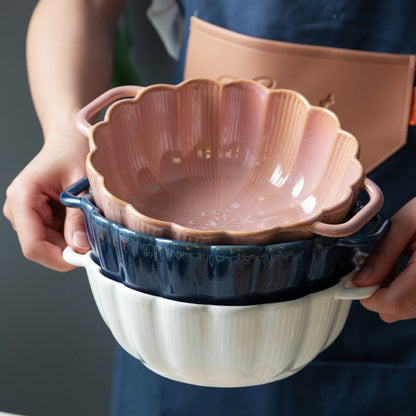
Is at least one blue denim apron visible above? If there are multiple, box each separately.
[112,1,416,414]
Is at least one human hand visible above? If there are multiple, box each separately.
[3,131,90,271]
[352,198,416,322]
[5,0,126,271]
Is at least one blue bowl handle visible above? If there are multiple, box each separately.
[60,177,90,208]
[336,216,389,249]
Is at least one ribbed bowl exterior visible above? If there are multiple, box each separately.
[70,249,361,387]
[66,189,388,307]
[61,178,388,305]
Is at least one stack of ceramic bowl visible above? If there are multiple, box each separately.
[62,78,386,387]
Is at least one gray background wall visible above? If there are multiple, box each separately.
[0,2,115,415]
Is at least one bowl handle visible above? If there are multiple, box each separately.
[63,246,90,268]
[310,178,384,238]
[60,177,90,208]
[335,217,389,249]
[76,85,144,136]
[336,272,379,300]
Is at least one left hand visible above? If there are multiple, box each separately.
[352,197,416,323]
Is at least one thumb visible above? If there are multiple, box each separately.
[352,207,413,287]
[64,207,90,253]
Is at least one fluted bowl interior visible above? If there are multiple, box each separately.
[82,78,368,244]
[63,247,378,388]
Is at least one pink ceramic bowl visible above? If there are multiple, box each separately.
[76,78,383,244]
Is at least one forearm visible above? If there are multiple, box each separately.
[26,0,125,145]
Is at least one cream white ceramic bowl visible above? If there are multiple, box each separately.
[63,247,378,388]
[76,78,383,245]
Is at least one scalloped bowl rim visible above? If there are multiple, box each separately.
[78,189,382,252]
[85,78,364,241]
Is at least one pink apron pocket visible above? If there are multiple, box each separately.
[185,17,415,173]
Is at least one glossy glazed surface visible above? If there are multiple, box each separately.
[61,178,388,305]
[63,247,378,388]
[77,79,382,244]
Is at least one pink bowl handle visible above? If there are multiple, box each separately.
[76,85,144,136]
[310,178,383,238]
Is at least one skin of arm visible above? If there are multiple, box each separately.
[3,0,125,271]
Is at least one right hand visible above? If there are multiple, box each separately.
[352,197,416,322]
[3,131,90,271]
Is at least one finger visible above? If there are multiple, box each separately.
[39,196,66,230]
[64,207,90,253]
[360,259,416,322]
[352,212,414,286]
[376,263,398,289]
[3,198,17,231]
[12,199,74,272]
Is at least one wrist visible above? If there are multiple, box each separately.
[43,115,90,152]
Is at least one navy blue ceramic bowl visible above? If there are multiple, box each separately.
[61,178,388,305]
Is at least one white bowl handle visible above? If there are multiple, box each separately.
[76,85,144,137]
[310,178,383,238]
[63,246,91,268]
[335,272,379,300]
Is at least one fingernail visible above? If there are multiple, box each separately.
[72,231,90,250]
[352,266,372,283]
